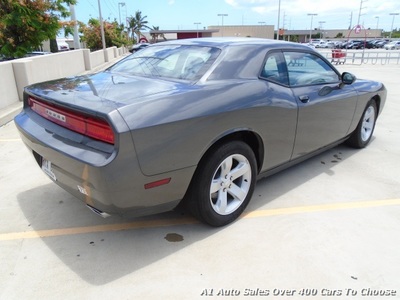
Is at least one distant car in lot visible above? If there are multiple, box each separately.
[15,38,387,226]
[57,39,70,51]
[25,51,51,57]
[384,41,400,50]
[375,40,389,48]
[314,41,329,48]
[129,43,150,53]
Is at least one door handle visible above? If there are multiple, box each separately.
[299,95,310,103]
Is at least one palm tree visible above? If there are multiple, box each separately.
[150,26,167,43]
[127,10,150,43]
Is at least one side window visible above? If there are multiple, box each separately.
[260,52,288,85]
[283,52,340,86]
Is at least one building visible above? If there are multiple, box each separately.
[208,25,275,39]
[148,26,383,43]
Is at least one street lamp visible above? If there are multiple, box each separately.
[277,0,281,40]
[319,21,326,39]
[389,13,399,40]
[194,22,201,38]
[307,13,317,42]
[217,13,228,37]
[118,2,125,26]
[97,0,107,61]
[375,16,379,38]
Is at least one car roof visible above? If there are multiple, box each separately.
[153,37,312,51]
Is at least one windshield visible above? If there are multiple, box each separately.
[109,45,221,81]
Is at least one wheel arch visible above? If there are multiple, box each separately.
[371,94,381,116]
[198,130,264,174]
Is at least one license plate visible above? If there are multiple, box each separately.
[42,158,57,181]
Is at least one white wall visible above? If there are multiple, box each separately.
[0,46,127,109]
[0,62,19,110]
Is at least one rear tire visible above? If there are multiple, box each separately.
[347,100,377,148]
[186,141,257,227]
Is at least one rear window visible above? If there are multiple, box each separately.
[109,45,220,81]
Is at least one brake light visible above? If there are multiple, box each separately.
[28,96,114,144]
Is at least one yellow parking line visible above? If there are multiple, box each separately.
[0,199,399,241]
[0,138,20,142]
[243,198,400,218]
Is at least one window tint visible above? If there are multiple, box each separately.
[260,52,288,85]
[283,52,339,86]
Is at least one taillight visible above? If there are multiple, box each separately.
[28,96,114,144]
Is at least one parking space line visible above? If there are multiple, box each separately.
[0,138,20,142]
[243,198,400,218]
[1,198,399,241]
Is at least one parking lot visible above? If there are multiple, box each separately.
[0,63,399,300]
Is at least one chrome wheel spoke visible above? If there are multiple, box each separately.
[210,154,252,216]
[361,106,375,141]
[228,183,247,201]
[230,162,250,181]
[214,189,228,214]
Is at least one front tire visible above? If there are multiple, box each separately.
[186,141,257,227]
[347,100,377,148]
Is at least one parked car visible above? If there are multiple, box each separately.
[365,40,378,49]
[314,41,329,48]
[15,38,387,226]
[375,40,389,48]
[384,41,400,50]
[57,39,70,51]
[25,51,51,57]
[347,40,365,49]
[129,43,150,53]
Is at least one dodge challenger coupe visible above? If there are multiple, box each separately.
[15,38,387,226]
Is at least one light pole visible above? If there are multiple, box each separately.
[375,16,379,38]
[277,0,281,40]
[307,13,317,42]
[97,0,107,61]
[194,22,201,38]
[217,14,228,37]
[118,2,125,26]
[389,13,399,40]
[319,21,326,39]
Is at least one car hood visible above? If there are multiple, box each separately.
[25,71,186,114]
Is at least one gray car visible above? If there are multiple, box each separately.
[15,38,387,226]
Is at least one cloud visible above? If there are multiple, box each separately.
[225,0,240,8]
[168,0,175,5]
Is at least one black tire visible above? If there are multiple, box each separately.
[186,141,257,227]
[346,100,377,148]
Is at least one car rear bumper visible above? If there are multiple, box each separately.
[14,110,195,217]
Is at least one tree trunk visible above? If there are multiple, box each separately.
[50,39,59,53]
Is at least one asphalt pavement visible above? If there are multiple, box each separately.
[0,62,399,300]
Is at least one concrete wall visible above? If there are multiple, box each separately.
[0,46,128,110]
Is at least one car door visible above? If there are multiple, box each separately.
[284,51,359,159]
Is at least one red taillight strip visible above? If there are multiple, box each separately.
[28,96,114,144]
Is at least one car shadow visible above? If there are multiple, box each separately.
[17,143,362,285]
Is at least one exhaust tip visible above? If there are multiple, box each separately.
[86,204,111,218]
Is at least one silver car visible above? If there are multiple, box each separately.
[15,38,387,226]
[384,41,400,50]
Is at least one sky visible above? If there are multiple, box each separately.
[73,0,400,32]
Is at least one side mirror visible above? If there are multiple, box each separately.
[341,72,356,85]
